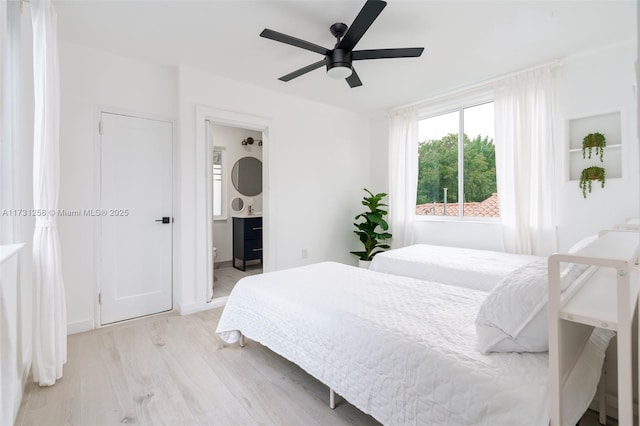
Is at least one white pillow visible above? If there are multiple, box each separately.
[475,259,588,353]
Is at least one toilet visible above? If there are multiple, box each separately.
[213,247,218,280]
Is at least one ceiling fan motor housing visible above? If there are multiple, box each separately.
[326,49,353,72]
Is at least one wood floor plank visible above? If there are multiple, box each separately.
[94,329,143,424]
[203,340,323,425]
[111,321,198,425]
[145,315,256,425]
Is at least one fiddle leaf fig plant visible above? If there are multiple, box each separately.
[582,132,606,162]
[350,189,392,261]
[579,166,606,198]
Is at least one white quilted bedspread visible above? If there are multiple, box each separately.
[370,244,542,292]
[216,262,609,426]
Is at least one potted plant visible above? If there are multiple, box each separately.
[582,132,606,162]
[579,166,606,198]
[350,189,392,268]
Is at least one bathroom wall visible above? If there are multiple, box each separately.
[210,123,263,263]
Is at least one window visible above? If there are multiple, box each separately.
[417,101,497,218]
[212,148,226,220]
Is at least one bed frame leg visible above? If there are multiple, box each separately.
[329,388,335,409]
[239,333,245,348]
[598,361,607,425]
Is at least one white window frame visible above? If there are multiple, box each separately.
[416,89,499,223]
[212,146,227,221]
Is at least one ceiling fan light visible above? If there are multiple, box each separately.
[327,65,352,79]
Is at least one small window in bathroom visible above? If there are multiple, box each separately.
[213,148,226,220]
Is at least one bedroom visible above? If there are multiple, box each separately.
[1,0,638,425]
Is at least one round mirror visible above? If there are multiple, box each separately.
[231,157,262,196]
[230,197,244,212]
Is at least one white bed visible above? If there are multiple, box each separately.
[369,244,542,292]
[216,261,612,426]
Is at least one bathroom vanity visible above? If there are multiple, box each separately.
[232,216,263,271]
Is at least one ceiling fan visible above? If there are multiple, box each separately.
[260,0,424,88]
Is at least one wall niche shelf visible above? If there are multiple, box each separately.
[568,111,622,182]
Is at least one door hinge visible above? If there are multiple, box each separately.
[98,292,102,304]
[98,120,103,135]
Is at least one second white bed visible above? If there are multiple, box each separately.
[369,244,542,291]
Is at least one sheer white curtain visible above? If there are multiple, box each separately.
[494,67,557,256]
[31,0,66,386]
[1,0,11,241]
[388,108,418,248]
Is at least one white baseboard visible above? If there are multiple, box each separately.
[67,318,94,335]
[178,297,228,315]
[214,260,232,269]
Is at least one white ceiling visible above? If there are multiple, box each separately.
[53,0,636,115]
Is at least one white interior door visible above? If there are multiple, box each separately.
[100,112,173,325]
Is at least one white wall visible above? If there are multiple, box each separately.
[555,40,639,250]
[177,66,371,313]
[210,124,262,263]
[58,42,177,332]
[404,40,638,251]
[369,113,388,193]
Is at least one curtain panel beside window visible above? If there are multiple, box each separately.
[494,67,557,256]
[31,0,67,386]
[388,108,418,248]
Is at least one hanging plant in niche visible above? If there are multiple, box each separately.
[579,166,606,198]
[582,132,606,162]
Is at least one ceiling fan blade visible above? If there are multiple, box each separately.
[260,29,329,56]
[337,0,387,52]
[353,47,424,60]
[346,68,363,88]
[279,59,327,82]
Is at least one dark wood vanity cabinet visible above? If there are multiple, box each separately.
[232,216,263,271]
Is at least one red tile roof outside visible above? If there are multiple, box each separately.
[416,193,500,217]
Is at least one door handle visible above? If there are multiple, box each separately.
[155,217,173,224]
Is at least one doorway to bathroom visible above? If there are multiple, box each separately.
[208,121,264,299]
[203,115,268,302]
